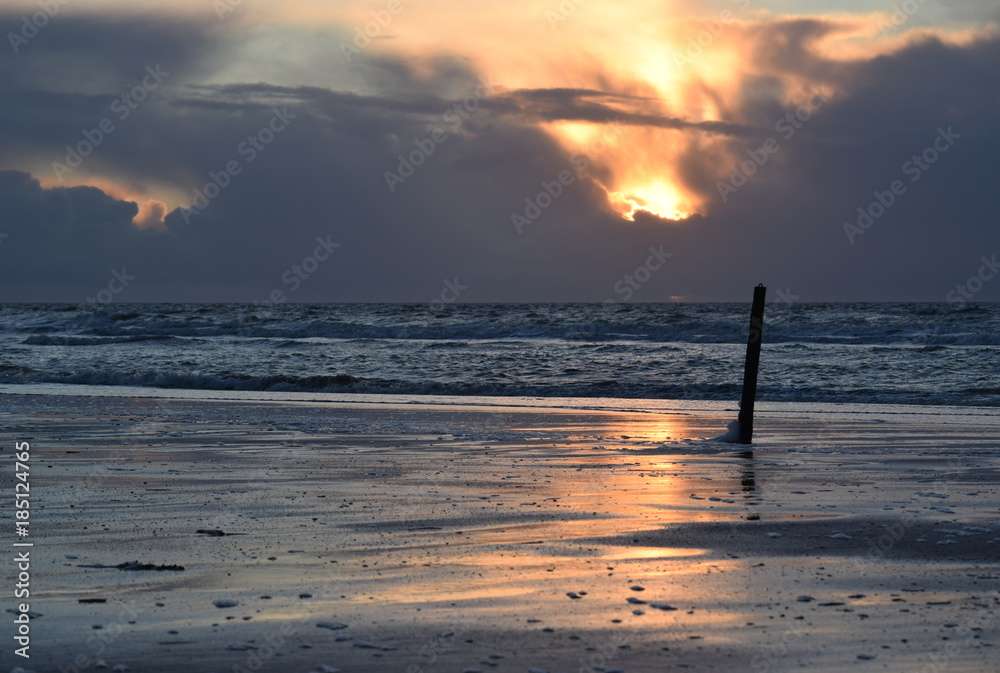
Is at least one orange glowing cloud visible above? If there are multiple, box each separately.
[313,2,991,223]
[307,0,768,221]
[17,0,991,226]
[133,199,169,230]
[35,175,170,230]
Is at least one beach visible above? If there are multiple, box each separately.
[4,0,1000,665]
[2,389,998,672]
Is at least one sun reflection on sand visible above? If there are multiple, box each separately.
[529,410,709,445]
[310,438,764,631]
[26,397,1000,671]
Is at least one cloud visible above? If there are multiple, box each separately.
[492,87,762,138]
[0,171,156,292]
[0,8,997,302]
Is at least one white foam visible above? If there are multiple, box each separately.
[712,418,742,443]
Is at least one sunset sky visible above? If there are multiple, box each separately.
[1,0,998,302]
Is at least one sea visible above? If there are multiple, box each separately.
[0,302,998,408]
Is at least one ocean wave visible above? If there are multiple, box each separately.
[22,335,181,346]
[15,319,1000,346]
[0,368,363,392]
[6,303,999,344]
[0,366,996,407]
[3,303,999,408]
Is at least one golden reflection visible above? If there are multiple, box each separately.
[596,546,706,561]
[535,411,699,445]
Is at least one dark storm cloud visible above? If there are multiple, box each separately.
[0,11,223,91]
[0,11,229,185]
[684,28,1000,301]
[491,88,761,138]
[0,12,997,302]
[0,170,168,300]
[177,81,761,138]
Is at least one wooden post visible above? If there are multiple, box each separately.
[738,284,766,444]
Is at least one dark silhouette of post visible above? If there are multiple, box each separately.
[738,284,766,444]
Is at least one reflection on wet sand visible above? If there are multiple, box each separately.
[21,396,999,672]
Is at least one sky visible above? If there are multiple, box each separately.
[0,0,998,303]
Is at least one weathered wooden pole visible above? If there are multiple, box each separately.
[737,284,766,444]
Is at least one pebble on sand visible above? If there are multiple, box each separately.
[353,640,396,651]
[226,643,257,651]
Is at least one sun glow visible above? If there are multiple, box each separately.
[609,181,693,222]
[20,0,981,229]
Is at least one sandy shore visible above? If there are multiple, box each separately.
[2,391,999,673]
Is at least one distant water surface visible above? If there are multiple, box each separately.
[1,302,997,407]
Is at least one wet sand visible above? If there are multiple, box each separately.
[2,392,999,672]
